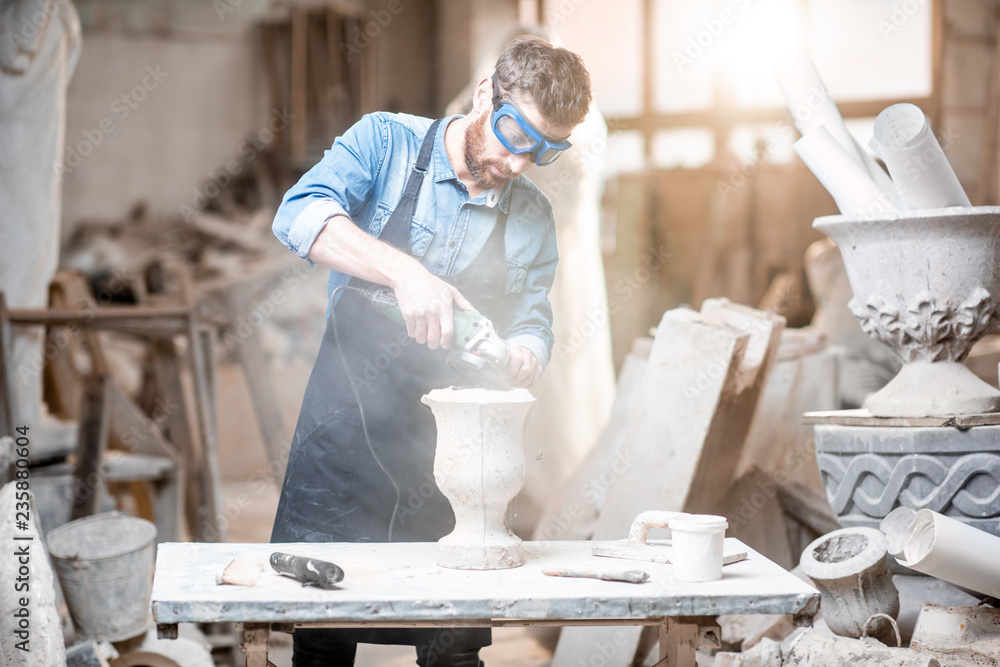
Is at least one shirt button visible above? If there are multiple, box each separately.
[449,241,456,248]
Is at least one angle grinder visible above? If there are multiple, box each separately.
[358,284,512,389]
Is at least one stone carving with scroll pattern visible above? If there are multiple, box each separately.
[849,288,999,363]
[814,423,1000,538]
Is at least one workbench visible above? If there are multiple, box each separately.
[151,539,819,666]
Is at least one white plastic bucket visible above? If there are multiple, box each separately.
[670,514,728,582]
[46,512,157,642]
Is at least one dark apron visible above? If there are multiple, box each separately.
[271,119,506,648]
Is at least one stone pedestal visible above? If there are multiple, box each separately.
[421,387,535,570]
[810,411,1000,539]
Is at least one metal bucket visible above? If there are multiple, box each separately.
[47,512,157,642]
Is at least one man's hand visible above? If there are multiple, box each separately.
[391,264,476,350]
[505,342,541,388]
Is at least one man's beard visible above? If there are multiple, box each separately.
[464,111,513,190]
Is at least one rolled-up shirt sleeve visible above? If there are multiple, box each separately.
[272,113,387,265]
[503,222,558,371]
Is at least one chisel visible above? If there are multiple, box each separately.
[269,552,345,589]
[541,567,649,584]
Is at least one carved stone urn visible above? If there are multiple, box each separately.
[813,207,1000,417]
[421,387,535,570]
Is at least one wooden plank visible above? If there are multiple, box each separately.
[150,540,819,625]
[553,301,784,667]
[9,306,191,324]
[186,313,225,542]
[152,338,204,541]
[659,619,698,667]
[108,381,176,459]
[241,624,270,667]
[231,315,287,484]
[0,292,16,439]
[776,480,841,537]
[71,374,112,520]
[799,409,1000,428]
[290,6,309,166]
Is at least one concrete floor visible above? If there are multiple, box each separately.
[216,360,555,667]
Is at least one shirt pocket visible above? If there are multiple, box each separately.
[367,202,436,257]
[504,257,528,294]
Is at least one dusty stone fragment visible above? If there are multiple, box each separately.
[798,527,899,643]
[784,630,940,667]
[0,482,66,666]
[910,603,1000,666]
[715,637,783,667]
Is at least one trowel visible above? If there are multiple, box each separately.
[592,510,748,567]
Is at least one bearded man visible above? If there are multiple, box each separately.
[269,35,592,667]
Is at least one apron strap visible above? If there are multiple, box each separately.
[376,118,442,251]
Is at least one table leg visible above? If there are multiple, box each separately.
[241,623,270,667]
[658,618,698,667]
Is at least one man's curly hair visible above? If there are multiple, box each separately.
[494,35,592,128]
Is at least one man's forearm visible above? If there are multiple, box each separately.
[307,214,422,289]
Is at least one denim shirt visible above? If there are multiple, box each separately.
[271,112,558,369]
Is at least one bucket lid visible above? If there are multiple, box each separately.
[47,512,157,561]
[670,514,728,532]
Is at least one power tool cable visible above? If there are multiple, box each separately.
[328,285,402,542]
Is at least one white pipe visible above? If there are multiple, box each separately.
[794,126,896,218]
[891,509,1000,600]
[869,103,971,210]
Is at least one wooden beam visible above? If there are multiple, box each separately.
[290,6,309,166]
[606,96,938,135]
[0,293,16,439]
[71,373,112,521]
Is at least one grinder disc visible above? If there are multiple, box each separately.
[447,348,509,389]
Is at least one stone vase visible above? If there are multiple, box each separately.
[421,387,535,570]
[799,527,900,642]
[813,207,1000,417]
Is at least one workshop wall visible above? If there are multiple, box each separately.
[59,0,441,239]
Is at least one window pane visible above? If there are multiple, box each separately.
[603,130,646,179]
[808,0,932,101]
[552,0,644,117]
[652,0,717,113]
[653,128,715,168]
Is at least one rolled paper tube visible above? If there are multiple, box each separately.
[774,50,895,196]
[897,509,1000,600]
[879,506,916,558]
[870,103,971,210]
[794,125,897,218]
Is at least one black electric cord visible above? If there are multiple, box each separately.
[328,285,402,542]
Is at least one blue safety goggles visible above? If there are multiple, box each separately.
[490,73,571,166]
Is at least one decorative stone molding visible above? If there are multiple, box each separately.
[819,452,1000,518]
[814,423,1000,538]
[848,288,999,363]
